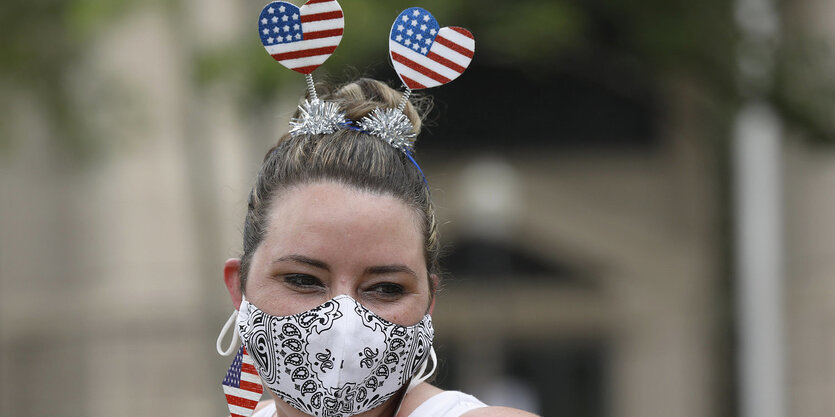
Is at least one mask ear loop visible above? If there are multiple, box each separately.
[216,309,240,356]
[406,346,437,393]
[393,347,437,416]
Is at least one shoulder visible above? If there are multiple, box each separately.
[461,406,540,417]
[401,384,539,417]
[250,400,274,416]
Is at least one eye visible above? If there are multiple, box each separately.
[366,282,405,299]
[283,274,324,290]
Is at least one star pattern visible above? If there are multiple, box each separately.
[259,2,305,45]
[390,7,440,57]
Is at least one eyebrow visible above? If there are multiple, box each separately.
[273,255,330,271]
[365,264,418,278]
[272,255,418,278]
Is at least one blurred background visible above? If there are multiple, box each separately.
[2,0,835,416]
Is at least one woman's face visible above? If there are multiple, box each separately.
[243,181,431,326]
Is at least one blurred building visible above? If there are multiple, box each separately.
[2,1,835,417]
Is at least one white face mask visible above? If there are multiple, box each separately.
[234,294,434,417]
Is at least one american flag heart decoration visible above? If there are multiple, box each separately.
[389,7,475,89]
[222,345,264,417]
[258,0,344,74]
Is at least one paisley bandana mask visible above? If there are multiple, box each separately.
[235,294,434,417]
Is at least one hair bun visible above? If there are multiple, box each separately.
[325,78,427,138]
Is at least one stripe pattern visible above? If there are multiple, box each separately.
[222,345,264,417]
[389,7,475,90]
[258,0,344,74]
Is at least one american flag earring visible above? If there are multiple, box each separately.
[218,309,264,417]
[221,345,264,417]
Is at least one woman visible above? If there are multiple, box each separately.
[220,78,538,417]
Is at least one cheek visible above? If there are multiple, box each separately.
[372,292,431,327]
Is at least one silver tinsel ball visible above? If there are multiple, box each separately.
[357,108,417,152]
[289,99,346,136]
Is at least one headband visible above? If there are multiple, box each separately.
[257,1,475,154]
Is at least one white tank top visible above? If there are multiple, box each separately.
[250,391,487,417]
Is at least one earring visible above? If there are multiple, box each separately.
[222,345,265,417]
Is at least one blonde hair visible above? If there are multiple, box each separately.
[239,78,439,293]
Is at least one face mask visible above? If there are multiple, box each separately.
[231,294,435,417]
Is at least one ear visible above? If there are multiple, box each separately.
[428,274,440,315]
[224,258,244,310]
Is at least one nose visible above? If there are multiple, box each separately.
[327,277,359,300]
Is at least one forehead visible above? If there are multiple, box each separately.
[262,181,424,262]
